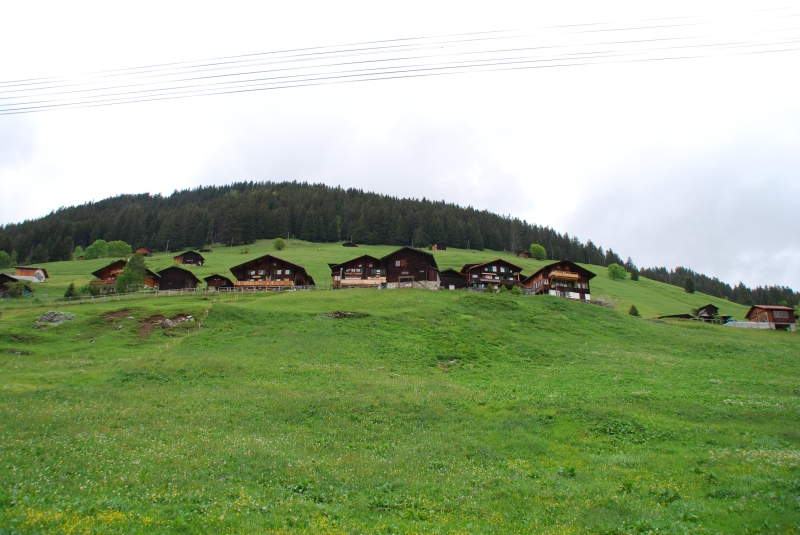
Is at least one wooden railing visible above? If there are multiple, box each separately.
[234,280,293,287]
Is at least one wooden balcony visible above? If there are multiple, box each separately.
[549,270,580,281]
[234,280,293,287]
[339,277,386,287]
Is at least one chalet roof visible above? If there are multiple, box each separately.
[328,254,383,271]
[521,259,596,285]
[91,259,127,279]
[174,250,205,261]
[203,274,233,284]
[439,268,467,278]
[696,304,719,316]
[381,247,438,268]
[745,305,796,320]
[158,265,202,284]
[15,266,50,278]
[0,273,32,292]
[460,258,524,274]
[135,246,152,252]
[342,241,358,247]
[229,254,311,278]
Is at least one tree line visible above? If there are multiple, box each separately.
[0,180,795,305]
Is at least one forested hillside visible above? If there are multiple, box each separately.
[1,181,796,306]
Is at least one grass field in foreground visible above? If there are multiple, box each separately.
[1,289,797,534]
[5,239,751,319]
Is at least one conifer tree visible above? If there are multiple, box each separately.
[684,276,695,294]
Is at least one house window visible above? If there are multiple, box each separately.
[500,267,505,273]
[276,270,282,275]
[258,270,266,275]
[368,263,373,267]
[774,311,789,319]
[285,269,291,275]
[249,270,256,276]
[395,260,401,267]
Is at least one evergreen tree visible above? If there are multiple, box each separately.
[630,267,640,281]
[115,254,147,294]
[684,276,695,294]
[628,305,640,316]
[0,250,10,269]
[64,282,80,298]
[72,245,84,261]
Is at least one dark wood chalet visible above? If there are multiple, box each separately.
[744,305,797,331]
[0,273,32,297]
[91,260,160,292]
[199,248,212,253]
[432,242,447,251]
[203,274,234,290]
[380,247,439,288]
[341,241,358,247]
[460,259,524,290]
[229,254,315,289]
[521,260,595,300]
[134,246,153,257]
[696,304,719,319]
[173,250,205,266]
[158,266,201,290]
[329,255,385,288]
[439,268,467,290]
[517,251,532,259]
[13,266,49,282]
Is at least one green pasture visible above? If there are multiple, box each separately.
[3,240,750,319]
[0,288,797,534]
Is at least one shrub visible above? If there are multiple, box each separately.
[529,244,547,260]
[274,238,287,251]
[72,246,84,261]
[64,282,80,298]
[630,267,639,281]
[83,239,109,260]
[79,283,100,296]
[6,281,29,297]
[510,285,522,296]
[116,254,147,294]
[607,263,627,280]
[499,284,508,293]
[628,305,640,317]
[684,276,695,294]
[106,240,132,258]
[484,285,494,294]
[0,250,11,269]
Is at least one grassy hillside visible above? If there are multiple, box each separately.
[0,289,797,534]
[4,240,750,319]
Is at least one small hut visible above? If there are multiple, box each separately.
[0,273,32,297]
[158,266,201,290]
[517,251,532,259]
[173,250,205,266]
[204,274,234,291]
[342,241,358,247]
[439,268,467,290]
[13,266,49,283]
[432,242,447,251]
[743,305,797,331]
[134,246,153,257]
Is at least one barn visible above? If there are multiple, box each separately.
[0,273,32,297]
[329,255,385,288]
[380,247,439,289]
[204,274,234,290]
[521,260,595,300]
[91,260,160,292]
[229,254,315,289]
[439,268,467,290]
[134,246,153,257]
[341,241,358,247]
[460,259,524,290]
[743,305,797,331]
[173,250,205,266]
[432,242,447,251]
[158,266,201,290]
[13,266,49,283]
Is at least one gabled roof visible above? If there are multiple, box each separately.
[439,268,467,278]
[460,258,524,274]
[92,259,127,279]
[135,246,152,252]
[745,305,797,320]
[328,254,383,271]
[0,273,32,292]
[380,247,438,268]
[203,274,234,285]
[696,304,719,316]
[229,254,307,275]
[521,259,596,285]
[174,250,205,261]
[15,266,50,278]
[342,241,358,247]
[158,265,202,284]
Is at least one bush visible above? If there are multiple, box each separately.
[83,239,109,260]
[6,281,29,297]
[607,263,627,280]
[116,254,147,294]
[529,244,547,260]
[107,240,132,258]
[510,285,522,295]
[72,246,84,261]
[484,285,494,294]
[684,276,695,294]
[274,238,287,251]
[499,284,508,293]
[64,282,80,298]
[0,250,11,269]
[628,305,641,317]
[630,267,639,281]
[79,283,100,296]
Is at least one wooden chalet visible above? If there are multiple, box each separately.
[380,247,439,289]
[439,268,467,290]
[460,259,524,290]
[521,259,595,300]
[0,273,32,297]
[13,266,49,283]
[158,266,201,290]
[432,242,447,251]
[342,241,358,247]
[229,254,315,289]
[744,305,797,331]
[203,274,234,290]
[329,255,385,288]
[517,251,532,259]
[199,248,212,253]
[134,246,153,257]
[91,259,160,292]
[173,250,205,266]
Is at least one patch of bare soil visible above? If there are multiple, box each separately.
[138,314,195,337]
[319,311,368,318]
[101,309,130,321]
[138,315,165,338]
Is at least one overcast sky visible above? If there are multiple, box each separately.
[1,1,798,288]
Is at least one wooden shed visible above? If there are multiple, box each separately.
[460,259,524,290]
[229,254,315,289]
[0,273,32,297]
[432,242,447,251]
[91,259,160,292]
[342,241,359,247]
[380,247,439,288]
[13,266,49,283]
[521,260,595,300]
[134,246,153,257]
[173,250,205,266]
[158,266,201,290]
[329,255,385,288]
[439,268,467,290]
[744,305,797,331]
[203,274,234,290]
[517,251,532,259]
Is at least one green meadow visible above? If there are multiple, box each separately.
[1,243,797,534]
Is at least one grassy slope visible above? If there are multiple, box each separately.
[0,289,797,534]
[7,240,750,319]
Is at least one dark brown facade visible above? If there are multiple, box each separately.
[432,242,447,251]
[229,254,315,288]
[461,259,523,289]
[158,266,201,290]
[329,255,385,288]
[380,247,439,286]
[204,274,234,290]
[440,268,467,290]
[174,250,205,266]
[91,260,160,292]
[135,247,153,257]
[342,241,358,247]
[521,260,596,300]
[0,273,32,297]
[745,305,797,331]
